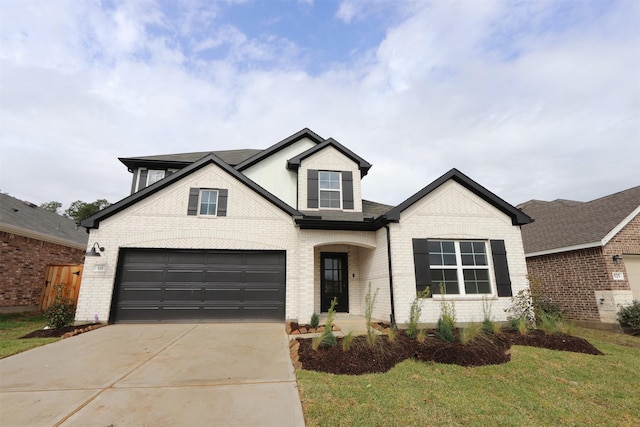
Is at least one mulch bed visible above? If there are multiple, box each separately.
[296,329,603,375]
[20,323,104,339]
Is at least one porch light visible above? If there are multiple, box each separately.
[612,254,623,263]
[86,242,105,257]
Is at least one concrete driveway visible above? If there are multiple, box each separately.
[0,323,305,426]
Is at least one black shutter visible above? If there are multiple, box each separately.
[187,188,199,216]
[491,240,512,297]
[342,171,354,210]
[138,170,148,191]
[217,189,228,217]
[307,169,318,209]
[412,239,432,295]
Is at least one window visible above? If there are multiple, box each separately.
[146,170,165,186]
[199,190,218,216]
[428,240,491,295]
[319,171,341,209]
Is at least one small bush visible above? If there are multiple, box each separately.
[407,288,430,338]
[482,318,495,334]
[309,312,319,329]
[342,331,355,351]
[436,317,456,342]
[435,284,457,342]
[460,323,482,345]
[617,300,640,335]
[43,284,76,329]
[505,287,536,327]
[557,321,575,336]
[416,328,427,343]
[538,312,560,335]
[319,298,338,348]
[364,282,379,347]
[481,296,495,334]
[512,317,530,336]
[388,325,398,343]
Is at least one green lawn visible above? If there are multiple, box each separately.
[0,312,60,359]
[297,327,640,426]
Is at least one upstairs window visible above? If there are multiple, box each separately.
[318,171,342,209]
[428,240,491,295]
[146,170,165,186]
[199,190,218,216]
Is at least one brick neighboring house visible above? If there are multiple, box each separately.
[0,194,88,311]
[77,128,532,325]
[519,186,640,327]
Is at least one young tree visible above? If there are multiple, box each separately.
[39,201,63,214]
[64,199,111,222]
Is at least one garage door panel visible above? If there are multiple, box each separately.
[113,249,285,323]
[205,270,244,282]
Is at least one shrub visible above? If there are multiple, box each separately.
[460,323,483,345]
[512,317,530,336]
[416,328,427,343]
[342,331,355,351]
[481,296,496,334]
[505,287,535,327]
[309,312,320,329]
[364,282,379,347]
[529,275,564,323]
[388,325,398,343]
[537,312,559,335]
[43,284,76,329]
[319,298,338,348]
[436,284,457,342]
[617,300,640,335]
[407,288,430,338]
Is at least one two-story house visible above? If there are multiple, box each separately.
[77,128,532,325]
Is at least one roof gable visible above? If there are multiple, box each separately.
[384,168,532,226]
[519,186,640,255]
[235,128,325,172]
[82,153,301,229]
[287,137,372,177]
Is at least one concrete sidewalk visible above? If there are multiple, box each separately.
[0,324,305,426]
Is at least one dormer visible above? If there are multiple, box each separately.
[287,138,371,213]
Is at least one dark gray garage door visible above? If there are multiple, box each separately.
[111,249,286,323]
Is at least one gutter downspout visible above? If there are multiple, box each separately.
[385,224,397,328]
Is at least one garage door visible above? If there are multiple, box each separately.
[112,249,286,323]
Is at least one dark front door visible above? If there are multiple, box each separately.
[321,252,348,313]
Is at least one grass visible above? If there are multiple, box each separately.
[0,312,60,359]
[297,327,640,426]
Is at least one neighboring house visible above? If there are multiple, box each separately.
[519,186,640,326]
[76,128,532,325]
[0,194,88,310]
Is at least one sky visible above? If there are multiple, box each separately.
[1,0,639,213]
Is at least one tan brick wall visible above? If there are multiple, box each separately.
[526,214,639,323]
[1,231,85,307]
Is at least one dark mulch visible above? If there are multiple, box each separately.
[20,323,102,339]
[297,329,603,375]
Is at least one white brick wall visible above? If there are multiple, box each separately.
[298,146,363,212]
[76,163,301,323]
[389,180,529,324]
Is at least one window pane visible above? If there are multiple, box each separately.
[430,269,459,294]
[199,190,218,216]
[320,191,341,208]
[463,269,490,294]
[147,170,165,185]
[441,241,455,253]
[319,171,340,189]
[443,254,457,265]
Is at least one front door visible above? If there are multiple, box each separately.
[321,252,349,312]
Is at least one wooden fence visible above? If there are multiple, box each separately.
[40,264,84,310]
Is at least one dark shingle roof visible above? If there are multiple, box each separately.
[119,149,262,169]
[0,193,88,247]
[519,186,640,255]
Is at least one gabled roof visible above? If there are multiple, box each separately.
[236,128,326,171]
[287,137,372,177]
[384,168,532,226]
[0,193,88,248]
[519,186,640,256]
[119,149,262,170]
[82,153,301,229]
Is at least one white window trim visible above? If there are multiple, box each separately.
[429,240,496,298]
[318,171,342,209]
[146,169,166,186]
[198,189,219,217]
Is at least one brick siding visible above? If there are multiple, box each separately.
[526,214,639,322]
[0,231,85,308]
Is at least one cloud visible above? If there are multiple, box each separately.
[0,0,638,211]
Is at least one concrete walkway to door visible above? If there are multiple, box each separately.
[0,323,305,426]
